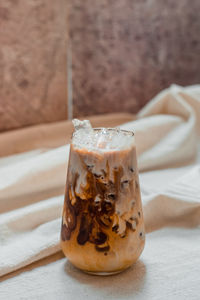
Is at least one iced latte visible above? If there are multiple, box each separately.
[61,120,145,275]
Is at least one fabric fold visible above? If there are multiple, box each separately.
[121,85,200,170]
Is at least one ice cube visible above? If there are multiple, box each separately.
[72,120,134,151]
[72,119,95,149]
[72,119,93,132]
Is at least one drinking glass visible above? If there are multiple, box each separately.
[61,128,145,275]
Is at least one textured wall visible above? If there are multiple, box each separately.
[0,0,68,131]
[1,0,200,130]
[69,0,200,117]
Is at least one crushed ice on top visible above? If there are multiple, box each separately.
[72,119,133,151]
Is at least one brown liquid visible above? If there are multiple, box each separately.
[61,141,145,274]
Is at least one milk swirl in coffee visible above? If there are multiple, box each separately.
[61,120,145,275]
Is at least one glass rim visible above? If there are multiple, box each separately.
[92,127,134,136]
[71,127,135,144]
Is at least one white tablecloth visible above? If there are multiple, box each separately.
[1,159,200,300]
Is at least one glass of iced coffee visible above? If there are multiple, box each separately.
[61,120,145,275]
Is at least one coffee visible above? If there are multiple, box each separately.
[61,121,145,275]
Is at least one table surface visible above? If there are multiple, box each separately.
[2,228,200,300]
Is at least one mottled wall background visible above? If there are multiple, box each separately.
[69,0,200,117]
[0,0,68,131]
[0,0,200,131]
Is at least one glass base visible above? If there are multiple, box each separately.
[83,268,127,276]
